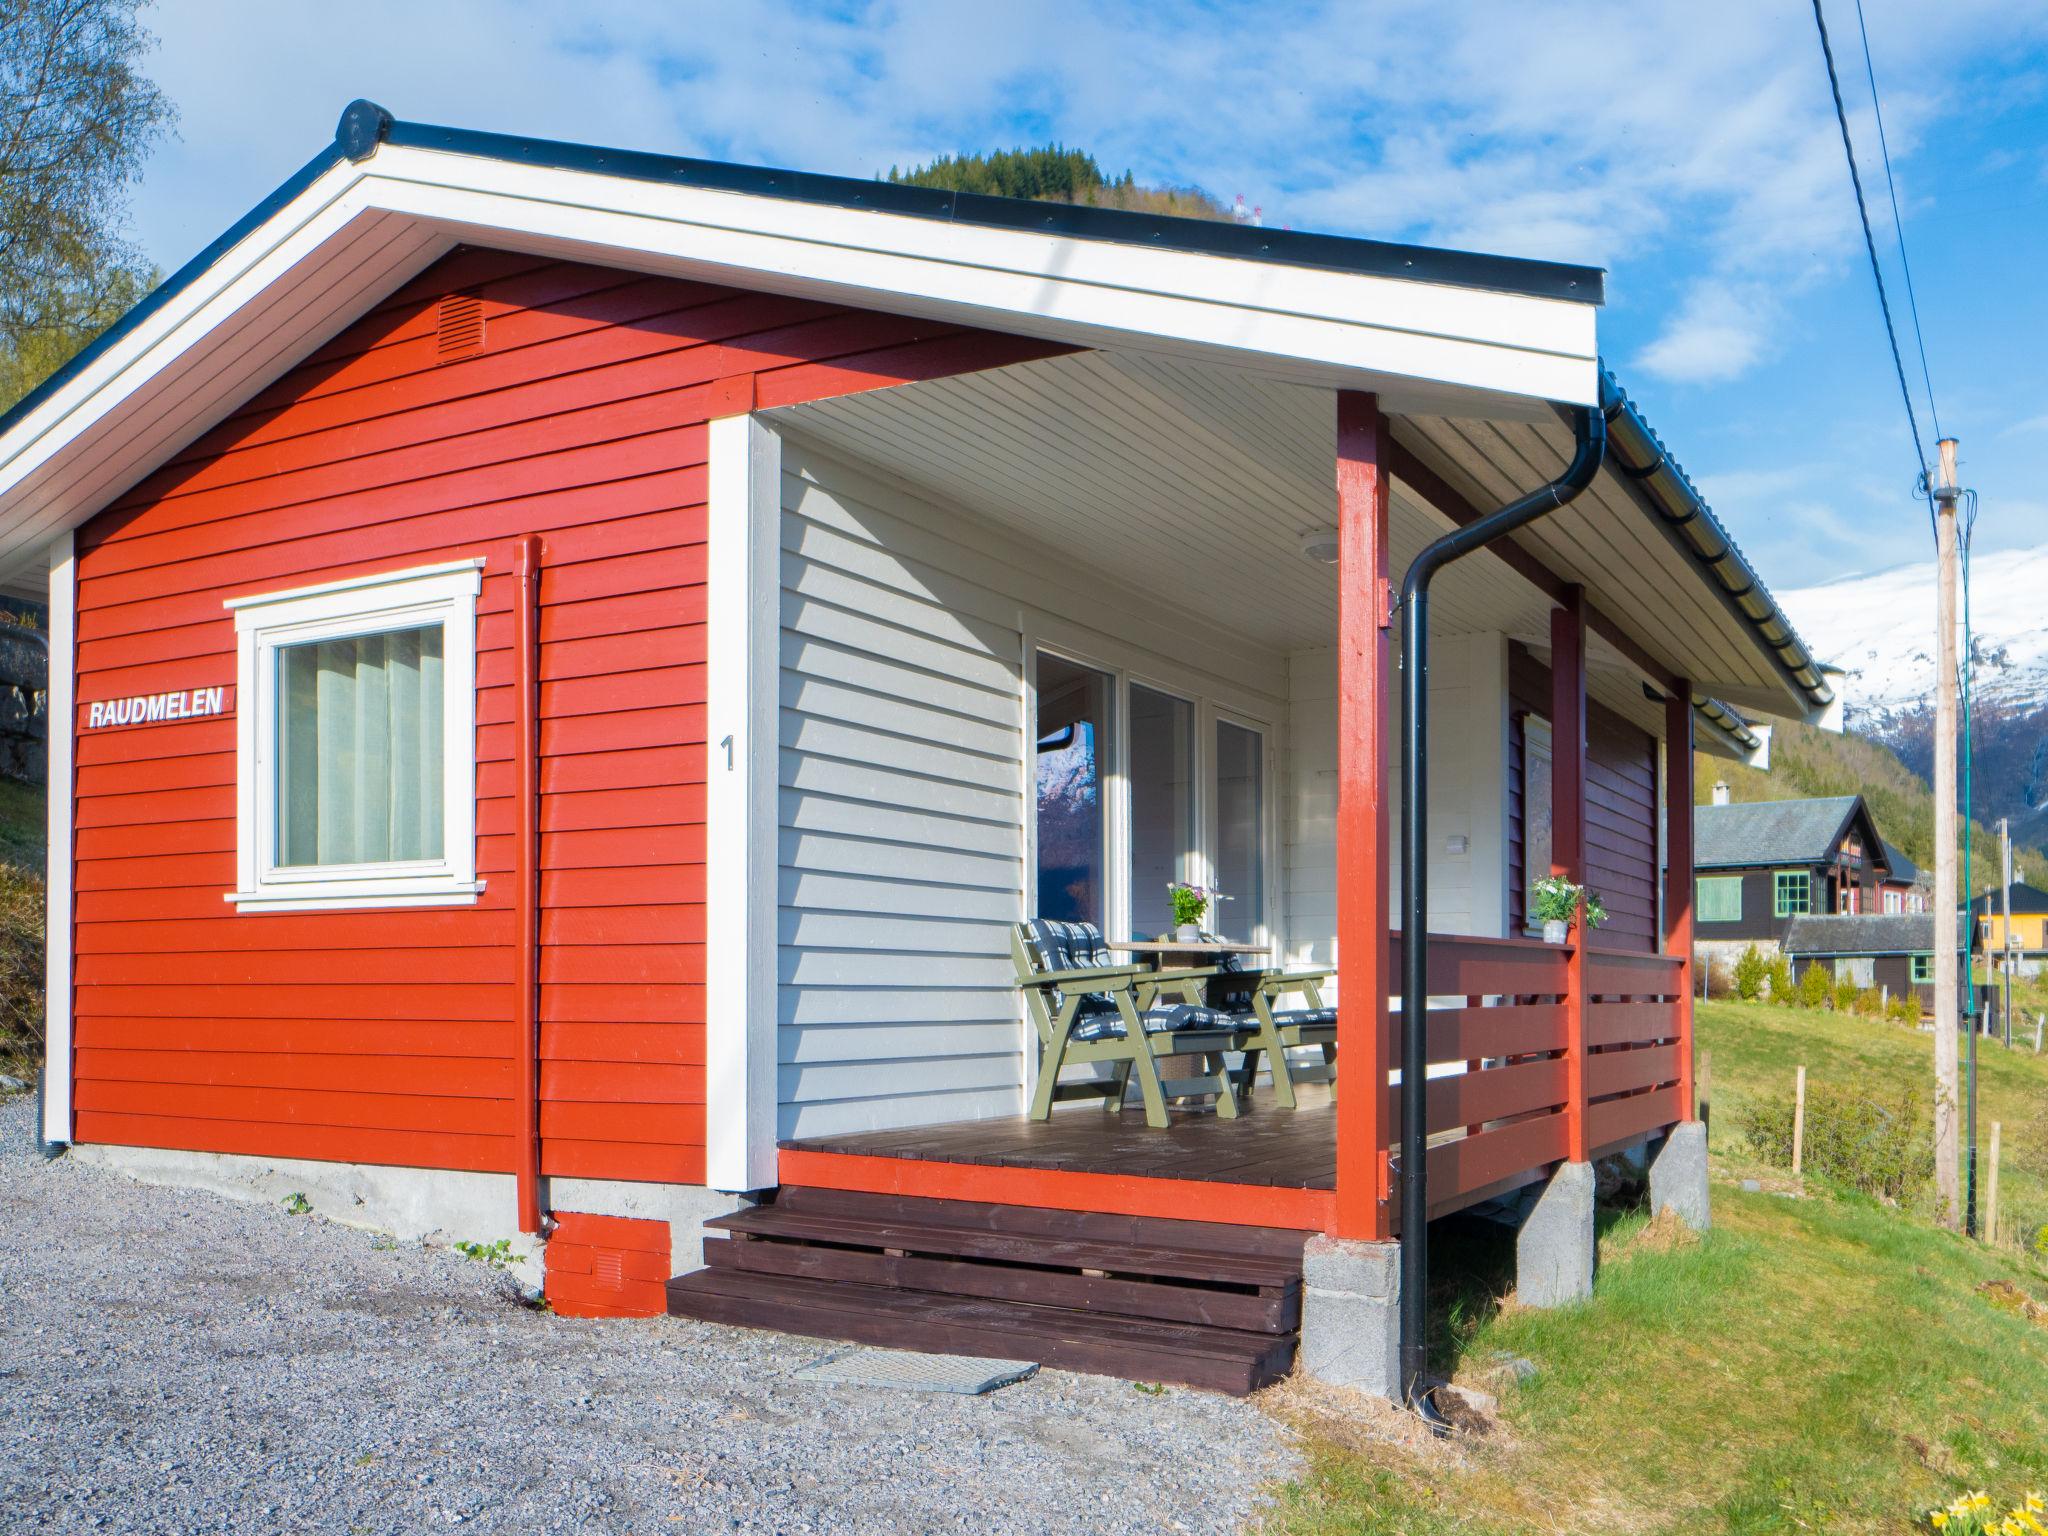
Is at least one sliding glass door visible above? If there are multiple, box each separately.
[1031,647,1271,947]
[1129,684,1196,939]
[1033,652,1115,926]
[1212,718,1266,942]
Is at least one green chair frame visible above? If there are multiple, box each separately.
[1012,924,1256,1129]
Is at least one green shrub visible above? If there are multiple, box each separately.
[1887,995,1920,1024]
[0,861,43,1072]
[1737,1081,1935,1202]
[1853,986,1882,1016]
[1765,951,1794,1001]
[1799,962,1834,1009]
[1833,975,1862,1013]
[1734,944,1766,1001]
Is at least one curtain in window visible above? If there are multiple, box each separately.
[1214,720,1265,940]
[278,624,445,866]
[1129,685,1195,938]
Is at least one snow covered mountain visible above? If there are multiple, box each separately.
[1778,544,2048,846]
[1778,544,2048,718]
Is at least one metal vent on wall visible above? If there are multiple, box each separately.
[435,292,486,361]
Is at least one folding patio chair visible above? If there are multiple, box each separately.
[1012,919,1251,1128]
[1201,939,1339,1108]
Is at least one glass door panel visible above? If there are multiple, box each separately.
[1213,718,1265,940]
[1129,684,1195,938]
[1034,651,1115,926]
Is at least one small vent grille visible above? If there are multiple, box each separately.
[593,1250,624,1292]
[435,292,486,361]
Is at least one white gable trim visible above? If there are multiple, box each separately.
[0,142,1597,589]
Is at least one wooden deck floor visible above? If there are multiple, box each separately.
[780,1084,1336,1191]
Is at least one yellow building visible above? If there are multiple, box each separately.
[1970,882,2048,961]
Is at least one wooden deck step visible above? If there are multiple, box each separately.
[704,1205,1300,1289]
[666,1269,1294,1396]
[666,1186,1309,1395]
[770,1186,1313,1259]
[703,1226,1297,1333]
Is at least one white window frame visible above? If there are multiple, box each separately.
[1022,634,1279,952]
[226,559,484,912]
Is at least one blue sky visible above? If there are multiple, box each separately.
[121,0,2048,593]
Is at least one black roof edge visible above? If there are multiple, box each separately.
[374,114,1605,303]
[0,139,347,444]
[1577,372,1834,716]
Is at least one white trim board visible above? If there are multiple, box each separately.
[704,413,782,1192]
[0,141,1598,592]
[227,559,483,912]
[41,531,75,1145]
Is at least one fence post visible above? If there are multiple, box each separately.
[1791,1065,1806,1181]
[1986,1121,2003,1246]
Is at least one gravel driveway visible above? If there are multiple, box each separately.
[0,1096,1299,1534]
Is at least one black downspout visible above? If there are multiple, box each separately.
[1396,398,1607,1416]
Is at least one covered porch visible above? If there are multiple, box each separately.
[724,343,1802,1235]
[685,317,1828,1392]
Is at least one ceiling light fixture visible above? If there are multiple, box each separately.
[1298,529,1340,564]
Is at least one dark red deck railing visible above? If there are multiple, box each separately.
[1378,933,1685,1228]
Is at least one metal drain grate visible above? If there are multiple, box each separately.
[792,1348,1038,1395]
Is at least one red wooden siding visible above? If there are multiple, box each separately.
[67,249,1066,1185]
[544,1211,670,1317]
[1506,644,1660,951]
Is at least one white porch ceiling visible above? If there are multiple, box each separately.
[775,349,1740,749]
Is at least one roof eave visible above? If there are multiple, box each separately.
[1590,373,1833,725]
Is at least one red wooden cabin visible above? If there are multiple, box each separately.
[0,103,1831,1392]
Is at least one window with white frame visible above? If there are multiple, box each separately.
[1029,645,1273,945]
[228,560,483,911]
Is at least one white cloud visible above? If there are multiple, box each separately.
[1638,285,1770,384]
[130,1,2047,290]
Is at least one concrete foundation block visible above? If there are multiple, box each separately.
[1297,1235,1401,1400]
[1517,1160,1595,1308]
[69,1141,742,1287]
[1648,1120,1711,1232]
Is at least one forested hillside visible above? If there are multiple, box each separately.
[887,144,1236,221]
[1696,718,2045,893]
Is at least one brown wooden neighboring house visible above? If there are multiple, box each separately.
[1781,911,1954,1013]
[1693,789,1893,967]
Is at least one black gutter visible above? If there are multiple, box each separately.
[0,96,1607,452]
[1593,372,1834,715]
[1397,400,1606,1422]
[1694,696,1759,752]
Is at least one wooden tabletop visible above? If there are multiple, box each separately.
[1116,940,1271,956]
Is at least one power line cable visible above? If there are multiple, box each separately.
[1852,0,1943,442]
[1810,0,1935,528]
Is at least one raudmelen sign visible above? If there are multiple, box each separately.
[84,687,231,730]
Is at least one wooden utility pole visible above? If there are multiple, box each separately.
[1932,437,1962,1230]
[2001,819,2014,1049]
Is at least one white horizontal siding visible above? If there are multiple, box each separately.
[777,445,1028,1139]
[1282,631,1511,979]
[773,435,1300,1139]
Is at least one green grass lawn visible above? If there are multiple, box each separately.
[1262,1000,2048,1536]
[1699,997,2048,1241]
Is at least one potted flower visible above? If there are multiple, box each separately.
[1168,882,1226,943]
[1530,875,1606,944]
